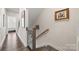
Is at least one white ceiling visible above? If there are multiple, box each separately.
[28,8,44,27]
[6,8,19,13]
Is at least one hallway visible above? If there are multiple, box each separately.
[1,32,29,51]
[0,8,78,51]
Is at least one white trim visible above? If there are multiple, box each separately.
[0,34,7,50]
[17,33,27,47]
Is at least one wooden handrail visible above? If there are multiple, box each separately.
[36,29,49,39]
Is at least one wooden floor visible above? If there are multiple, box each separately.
[0,32,58,51]
[1,32,29,51]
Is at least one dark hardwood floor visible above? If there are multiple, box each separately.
[0,32,58,51]
[35,45,58,51]
[1,32,29,51]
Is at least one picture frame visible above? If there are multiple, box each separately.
[55,8,69,21]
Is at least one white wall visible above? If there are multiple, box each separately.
[0,8,7,49]
[32,8,79,51]
[17,8,28,47]
[17,28,27,47]
[28,8,44,28]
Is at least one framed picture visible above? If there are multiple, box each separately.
[55,8,69,21]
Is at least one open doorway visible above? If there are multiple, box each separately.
[7,16,17,32]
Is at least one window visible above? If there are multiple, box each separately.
[21,10,25,28]
[21,17,24,27]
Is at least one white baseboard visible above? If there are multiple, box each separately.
[0,34,7,50]
[16,33,27,47]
